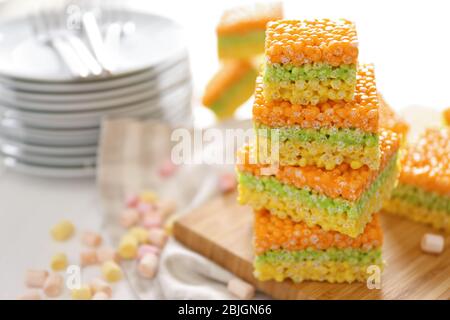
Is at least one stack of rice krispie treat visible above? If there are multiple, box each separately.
[203,3,283,119]
[384,128,450,232]
[237,19,402,283]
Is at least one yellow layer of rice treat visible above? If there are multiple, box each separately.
[255,260,382,284]
[384,198,450,233]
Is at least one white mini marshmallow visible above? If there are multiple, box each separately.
[421,233,445,254]
[227,278,255,300]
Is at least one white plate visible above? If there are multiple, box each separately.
[1,149,96,167]
[0,120,99,146]
[0,10,187,82]
[0,136,97,156]
[0,59,190,104]
[3,156,96,178]
[0,82,192,129]
[0,52,189,93]
[0,62,191,111]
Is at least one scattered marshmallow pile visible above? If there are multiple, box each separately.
[18,190,177,300]
[118,191,176,280]
[17,175,249,300]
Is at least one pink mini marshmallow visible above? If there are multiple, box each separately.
[43,273,64,298]
[218,173,237,194]
[120,209,140,228]
[137,202,155,215]
[158,159,177,178]
[147,228,167,248]
[81,231,103,247]
[90,278,112,298]
[92,291,110,300]
[125,194,139,208]
[227,278,255,300]
[25,269,49,288]
[137,244,160,260]
[96,247,119,263]
[17,290,41,300]
[141,214,163,229]
[80,250,98,267]
[137,253,159,279]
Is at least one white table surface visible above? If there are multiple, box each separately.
[1,0,449,299]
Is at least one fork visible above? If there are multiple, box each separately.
[48,3,103,77]
[30,8,90,79]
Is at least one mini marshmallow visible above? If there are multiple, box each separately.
[137,253,159,279]
[120,209,140,228]
[128,227,149,244]
[71,285,92,300]
[43,273,64,298]
[218,173,237,194]
[81,231,102,247]
[101,261,123,283]
[139,191,158,204]
[89,278,112,298]
[50,252,68,271]
[141,214,162,229]
[25,269,49,288]
[96,247,119,263]
[147,228,167,248]
[421,233,445,254]
[137,202,154,215]
[50,220,75,241]
[80,250,98,267]
[137,244,160,260]
[227,278,255,300]
[125,194,139,208]
[158,159,177,178]
[17,290,41,300]
[92,291,110,300]
[118,235,138,259]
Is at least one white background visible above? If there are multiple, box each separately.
[0,0,449,299]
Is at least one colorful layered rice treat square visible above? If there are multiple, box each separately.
[254,64,381,170]
[202,60,258,119]
[384,128,450,232]
[254,209,383,283]
[443,108,450,126]
[237,128,400,237]
[263,19,358,105]
[217,2,283,60]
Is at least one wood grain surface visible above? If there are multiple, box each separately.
[173,192,450,300]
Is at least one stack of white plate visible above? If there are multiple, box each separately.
[0,9,192,177]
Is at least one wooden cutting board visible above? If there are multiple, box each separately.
[173,192,450,300]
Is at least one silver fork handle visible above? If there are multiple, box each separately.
[64,34,103,76]
[51,36,90,78]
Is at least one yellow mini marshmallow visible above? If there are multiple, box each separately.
[128,227,149,244]
[118,235,138,259]
[50,220,75,241]
[101,261,123,283]
[50,253,68,271]
[139,191,158,203]
[71,285,92,300]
